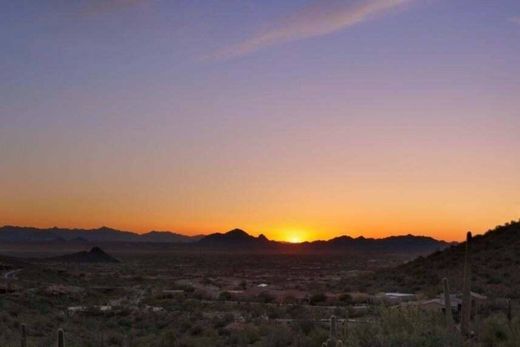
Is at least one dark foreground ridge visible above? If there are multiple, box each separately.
[46,247,120,263]
[368,219,520,297]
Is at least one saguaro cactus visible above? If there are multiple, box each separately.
[343,309,349,341]
[57,328,65,347]
[443,278,454,329]
[507,299,512,324]
[460,231,472,337]
[322,316,344,347]
[20,323,27,347]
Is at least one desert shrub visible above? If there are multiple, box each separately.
[190,324,203,336]
[286,304,310,320]
[340,293,354,304]
[228,324,260,346]
[265,305,282,319]
[258,291,275,303]
[283,294,297,304]
[345,307,462,347]
[262,324,292,347]
[298,319,315,335]
[213,312,234,329]
[219,291,232,301]
[481,314,510,346]
[480,314,520,347]
[309,293,326,305]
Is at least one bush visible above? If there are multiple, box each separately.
[309,293,326,305]
[480,314,520,347]
[219,291,232,301]
[346,307,462,347]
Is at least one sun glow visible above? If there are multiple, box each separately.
[288,235,302,244]
[280,228,310,244]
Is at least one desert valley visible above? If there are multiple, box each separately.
[1,221,519,346]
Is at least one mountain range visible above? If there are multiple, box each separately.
[0,225,450,254]
[196,228,450,254]
[0,226,203,243]
[197,228,271,247]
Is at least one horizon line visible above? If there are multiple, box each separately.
[0,223,471,243]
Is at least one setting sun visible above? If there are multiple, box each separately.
[288,235,302,244]
[278,228,310,243]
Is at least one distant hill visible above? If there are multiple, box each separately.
[0,226,202,243]
[196,229,449,254]
[197,229,271,248]
[300,234,450,253]
[0,225,450,255]
[367,220,520,298]
[140,231,205,243]
[46,247,119,263]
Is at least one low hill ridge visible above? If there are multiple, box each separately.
[196,229,448,253]
[369,220,520,297]
[1,225,450,254]
[0,225,201,243]
[47,247,119,263]
[198,228,271,247]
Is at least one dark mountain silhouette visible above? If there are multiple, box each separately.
[0,226,65,242]
[196,229,448,253]
[47,247,119,263]
[367,220,520,298]
[197,229,271,247]
[140,231,204,243]
[1,225,449,254]
[302,234,450,253]
[0,226,202,243]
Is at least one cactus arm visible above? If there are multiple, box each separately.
[460,231,472,337]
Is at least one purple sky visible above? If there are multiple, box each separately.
[1,0,519,241]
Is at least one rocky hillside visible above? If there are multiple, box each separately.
[46,247,119,263]
[367,220,520,298]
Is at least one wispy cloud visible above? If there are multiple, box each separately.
[209,0,415,61]
[510,16,520,25]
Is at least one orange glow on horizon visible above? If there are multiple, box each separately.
[288,236,302,244]
[267,226,316,243]
[0,199,518,243]
[1,213,519,243]
[284,231,305,244]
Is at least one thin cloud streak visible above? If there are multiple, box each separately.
[510,16,520,25]
[209,0,415,61]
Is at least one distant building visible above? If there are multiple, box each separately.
[379,292,416,303]
[67,306,87,315]
[408,292,487,316]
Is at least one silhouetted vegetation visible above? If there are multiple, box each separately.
[1,220,519,345]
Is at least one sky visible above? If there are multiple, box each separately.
[1,0,519,242]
